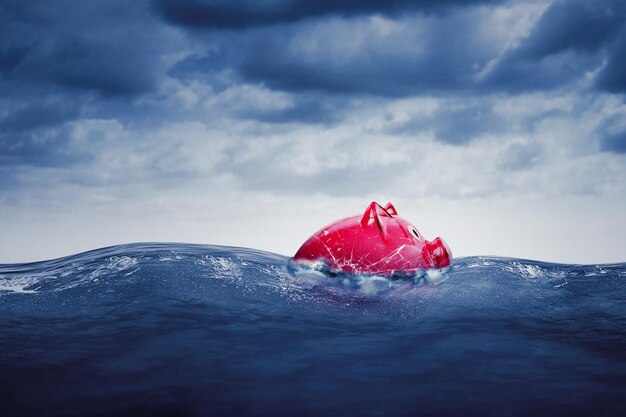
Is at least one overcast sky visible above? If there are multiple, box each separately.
[1,0,625,264]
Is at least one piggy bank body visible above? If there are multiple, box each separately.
[293,202,451,276]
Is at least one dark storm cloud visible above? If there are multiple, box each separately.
[162,0,626,98]
[518,0,623,58]
[0,48,28,75]
[248,97,343,124]
[2,0,626,190]
[482,49,599,93]
[0,125,81,167]
[388,101,507,145]
[0,89,93,169]
[433,105,503,145]
[0,86,93,167]
[2,0,625,109]
[483,0,626,93]
[173,10,494,98]
[0,101,78,133]
[599,113,626,154]
[237,44,469,96]
[596,30,626,93]
[152,0,503,29]
[168,54,229,82]
[0,1,175,97]
[0,0,186,173]
[601,130,626,153]
[17,36,159,97]
[2,0,624,128]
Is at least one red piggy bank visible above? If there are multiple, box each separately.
[293,202,451,276]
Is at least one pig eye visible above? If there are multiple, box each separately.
[408,225,420,239]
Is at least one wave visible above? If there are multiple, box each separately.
[1,242,623,295]
[1,243,625,417]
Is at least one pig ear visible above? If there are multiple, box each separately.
[384,202,398,216]
[360,202,388,234]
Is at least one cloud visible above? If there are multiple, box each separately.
[159,0,626,98]
[19,36,158,97]
[386,99,508,144]
[596,29,626,93]
[28,92,615,201]
[496,139,541,171]
[206,84,345,124]
[0,0,190,97]
[232,11,508,96]
[0,0,197,172]
[0,47,27,75]
[600,130,626,153]
[2,0,626,265]
[158,2,547,97]
[152,0,504,29]
[517,0,624,58]
[482,0,626,93]
[0,100,78,134]
[600,112,626,154]
[0,125,82,175]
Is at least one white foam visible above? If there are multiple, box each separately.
[0,275,44,294]
[203,256,242,281]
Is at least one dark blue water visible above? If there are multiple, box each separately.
[1,243,625,417]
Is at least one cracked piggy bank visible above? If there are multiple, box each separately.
[293,202,451,276]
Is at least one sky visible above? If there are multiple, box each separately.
[1,0,625,264]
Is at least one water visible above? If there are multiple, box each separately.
[1,243,625,417]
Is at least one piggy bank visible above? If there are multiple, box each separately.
[293,202,451,276]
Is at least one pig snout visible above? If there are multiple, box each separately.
[426,237,451,268]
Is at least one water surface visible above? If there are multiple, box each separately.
[1,243,625,416]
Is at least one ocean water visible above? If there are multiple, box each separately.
[1,243,625,417]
